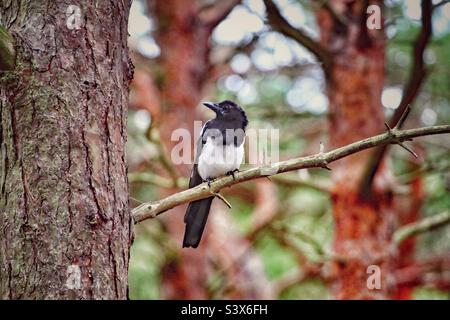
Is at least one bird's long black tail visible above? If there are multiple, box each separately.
[183,196,214,248]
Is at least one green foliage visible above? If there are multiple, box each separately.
[413,287,450,300]
[280,279,329,300]
[129,225,166,300]
[229,194,256,234]
[0,25,15,70]
[417,172,450,256]
[255,232,299,280]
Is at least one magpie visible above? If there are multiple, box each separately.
[183,100,248,248]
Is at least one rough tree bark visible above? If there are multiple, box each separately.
[0,1,133,299]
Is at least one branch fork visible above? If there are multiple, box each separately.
[383,106,418,158]
[318,141,332,170]
[210,191,232,209]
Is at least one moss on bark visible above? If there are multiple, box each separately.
[0,25,15,70]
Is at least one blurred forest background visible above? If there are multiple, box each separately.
[126,0,450,299]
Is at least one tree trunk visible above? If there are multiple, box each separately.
[0,0,133,299]
[317,1,395,299]
[150,0,211,299]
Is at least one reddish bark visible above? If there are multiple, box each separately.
[151,0,211,145]
[396,256,450,291]
[394,161,424,299]
[147,0,233,299]
[316,0,397,299]
[150,0,208,299]
[146,0,271,299]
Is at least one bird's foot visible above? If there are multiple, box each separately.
[226,169,239,181]
[206,177,214,188]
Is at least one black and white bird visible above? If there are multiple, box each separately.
[183,100,248,248]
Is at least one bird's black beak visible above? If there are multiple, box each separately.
[203,102,221,114]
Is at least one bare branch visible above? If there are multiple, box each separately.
[263,0,332,71]
[393,0,432,130]
[395,256,450,290]
[199,0,242,29]
[0,25,15,71]
[384,112,419,159]
[393,211,450,245]
[433,0,450,10]
[132,125,450,223]
[272,263,322,297]
[360,0,434,192]
[290,228,326,257]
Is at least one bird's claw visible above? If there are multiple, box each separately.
[226,169,239,181]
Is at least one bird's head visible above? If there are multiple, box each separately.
[203,100,248,128]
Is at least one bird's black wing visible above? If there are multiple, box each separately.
[188,142,203,189]
[183,121,214,248]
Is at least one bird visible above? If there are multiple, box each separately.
[183,100,248,248]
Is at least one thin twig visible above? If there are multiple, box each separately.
[359,0,434,194]
[132,124,450,223]
[290,228,326,257]
[211,191,232,209]
[199,0,241,29]
[386,106,418,158]
[433,0,450,10]
[395,105,412,130]
[396,142,418,158]
[263,0,332,72]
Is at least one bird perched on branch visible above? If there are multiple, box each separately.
[183,100,248,248]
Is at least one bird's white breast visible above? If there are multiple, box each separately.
[198,137,244,180]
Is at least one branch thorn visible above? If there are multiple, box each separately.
[397,142,418,158]
[384,122,392,133]
[395,104,412,130]
[211,191,232,209]
[321,160,332,171]
[319,141,325,154]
